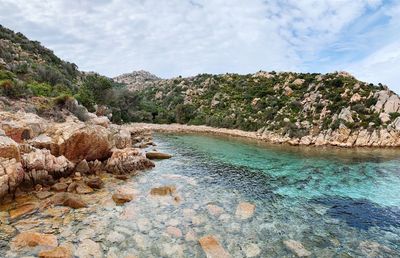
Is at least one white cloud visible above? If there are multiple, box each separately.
[0,0,397,92]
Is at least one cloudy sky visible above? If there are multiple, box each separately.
[0,0,399,92]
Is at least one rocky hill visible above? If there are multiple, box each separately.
[126,71,400,147]
[113,70,160,91]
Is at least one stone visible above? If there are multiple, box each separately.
[166,226,182,238]
[76,238,103,258]
[243,243,261,257]
[207,204,224,216]
[113,129,132,149]
[47,123,112,162]
[30,134,52,150]
[383,94,400,113]
[10,232,58,251]
[0,158,24,199]
[115,174,129,180]
[22,148,74,178]
[51,182,68,192]
[137,218,151,232]
[35,191,53,200]
[199,235,231,258]
[379,113,391,123]
[75,182,94,194]
[235,202,256,220]
[185,229,197,241]
[358,240,394,257]
[52,192,87,209]
[150,185,176,196]
[88,116,110,128]
[0,135,20,161]
[350,93,362,102]
[75,159,90,174]
[9,202,38,220]
[338,107,354,123]
[86,177,103,189]
[112,193,134,204]
[39,246,72,258]
[105,148,154,174]
[283,240,311,257]
[145,151,172,159]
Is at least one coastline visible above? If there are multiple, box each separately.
[126,123,400,148]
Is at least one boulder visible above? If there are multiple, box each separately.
[51,182,68,192]
[0,158,24,199]
[338,107,353,123]
[379,113,391,123]
[105,148,154,174]
[146,151,172,160]
[10,232,58,251]
[87,116,110,128]
[199,235,231,258]
[0,111,48,142]
[47,123,112,162]
[383,94,400,113]
[22,149,74,178]
[0,135,20,161]
[283,240,311,257]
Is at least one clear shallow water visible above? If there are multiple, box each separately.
[2,133,400,257]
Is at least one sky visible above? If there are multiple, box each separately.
[0,0,399,92]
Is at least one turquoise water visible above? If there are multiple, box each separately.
[151,133,400,256]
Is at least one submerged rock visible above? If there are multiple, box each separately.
[38,246,72,258]
[283,239,311,257]
[242,243,261,257]
[9,202,38,220]
[76,238,102,258]
[199,235,231,258]
[146,151,172,160]
[10,232,58,251]
[112,193,134,204]
[51,192,87,209]
[235,202,256,220]
[150,185,176,196]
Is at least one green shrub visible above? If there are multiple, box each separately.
[389,112,400,120]
[0,79,30,98]
[27,82,52,97]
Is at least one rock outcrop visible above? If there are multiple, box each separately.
[0,158,24,199]
[105,148,154,174]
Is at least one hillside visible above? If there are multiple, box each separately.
[123,71,400,146]
[113,70,160,91]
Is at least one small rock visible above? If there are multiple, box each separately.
[112,193,134,204]
[150,185,176,196]
[199,235,231,258]
[52,192,87,209]
[166,226,182,238]
[9,202,38,220]
[75,159,90,174]
[207,204,224,216]
[75,183,94,194]
[51,182,68,192]
[145,151,172,160]
[185,229,197,241]
[76,238,103,258]
[243,243,261,257]
[284,239,311,257]
[86,177,103,189]
[137,218,151,232]
[10,232,58,251]
[115,174,129,180]
[235,202,256,220]
[39,246,72,258]
[35,191,53,200]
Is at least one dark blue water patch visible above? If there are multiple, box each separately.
[313,197,400,231]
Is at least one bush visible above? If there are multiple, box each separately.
[27,82,52,97]
[75,86,95,112]
[389,112,400,120]
[0,70,15,80]
[0,79,30,98]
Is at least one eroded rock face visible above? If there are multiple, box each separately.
[0,158,24,199]
[0,135,20,161]
[105,148,154,174]
[47,123,112,162]
[22,149,74,176]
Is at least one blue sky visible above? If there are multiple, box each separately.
[0,0,399,92]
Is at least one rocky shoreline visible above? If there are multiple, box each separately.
[126,123,400,148]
